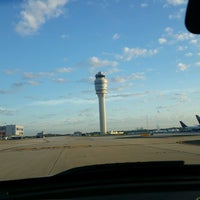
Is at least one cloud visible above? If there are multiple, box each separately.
[177,45,188,51]
[0,107,16,116]
[2,69,19,75]
[110,72,145,83]
[52,78,68,83]
[31,97,95,106]
[23,71,54,79]
[185,52,192,57]
[195,62,200,67]
[12,80,40,87]
[117,47,158,61]
[140,3,148,8]
[173,92,189,103]
[156,105,169,111]
[177,62,188,71]
[89,56,118,68]
[27,80,41,85]
[112,33,120,40]
[32,98,67,106]
[158,38,167,44]
[15,0,69,36]
[12,82,26,88]
[190,39,198,44]
[56,67,72,73]
[169,8,185,19]
[0,90,9,95]
[174,32,195,41]
[60,34,69,39]
[162,27,199,46]
[164,27,174,36]
[110,77,127,83]
[79,76,94,83]
[166,0,186,6]
[108,91,149,99]
[23,72,37,79]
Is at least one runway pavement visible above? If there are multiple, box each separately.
[0,133,200,181]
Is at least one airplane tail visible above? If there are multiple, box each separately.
[179,121,187,128]
[196,115,200,124]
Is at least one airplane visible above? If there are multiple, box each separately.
[179,120,200,132]
[195,115,200,124]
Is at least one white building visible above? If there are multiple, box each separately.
[0,125,24,138]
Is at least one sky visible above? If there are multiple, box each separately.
[1,0,200,135]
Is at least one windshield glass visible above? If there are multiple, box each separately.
[1,0,200,181]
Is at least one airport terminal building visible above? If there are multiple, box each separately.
[0,125,24,138]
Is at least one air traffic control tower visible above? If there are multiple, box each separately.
[94,72,107,134]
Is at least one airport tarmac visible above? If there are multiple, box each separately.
[0,133,200,181]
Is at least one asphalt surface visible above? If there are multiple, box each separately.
[0,133,200,181]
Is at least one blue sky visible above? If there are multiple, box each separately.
[1,0,200,135]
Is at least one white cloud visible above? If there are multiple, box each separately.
[162,27,199,46]
[60,34,69,39]
[27,80,40,85]
[174,32,194,41]
[108,91,149,99]
[158,38,167,44]
[89,56,118,68]
[129,72,145,80]
[15,0,69,36]
[32,98,67,106]
[32,97,95,106]
[195,62,200,67]
[119,47,158,61]
[177,45,188,51]
[2,69,19,75]
[169,8,185,19]
[173,92,189,103]
[52,78,68,83]
[112,33,120,40]
[111,72,145,83]
[140,3,148,8]
[56,67,72,73]
[167,0,186,6]
[165,27,173,34]
[0,107,16,116]
[23,71,54,79]
[185,52,192,57]
[177,62,188,71]
[190,39,198,44]
[111,77,127,83]
[23,72,36,79]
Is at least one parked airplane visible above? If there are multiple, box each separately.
[195,115,200,124]
[179,121,200,131]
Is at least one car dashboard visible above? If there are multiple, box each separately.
[0,161,200,199]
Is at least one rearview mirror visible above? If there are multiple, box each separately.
[185,0,200,34]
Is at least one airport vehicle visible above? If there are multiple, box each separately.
[1,0,200,199]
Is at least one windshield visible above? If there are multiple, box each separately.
[0,0,200,181]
